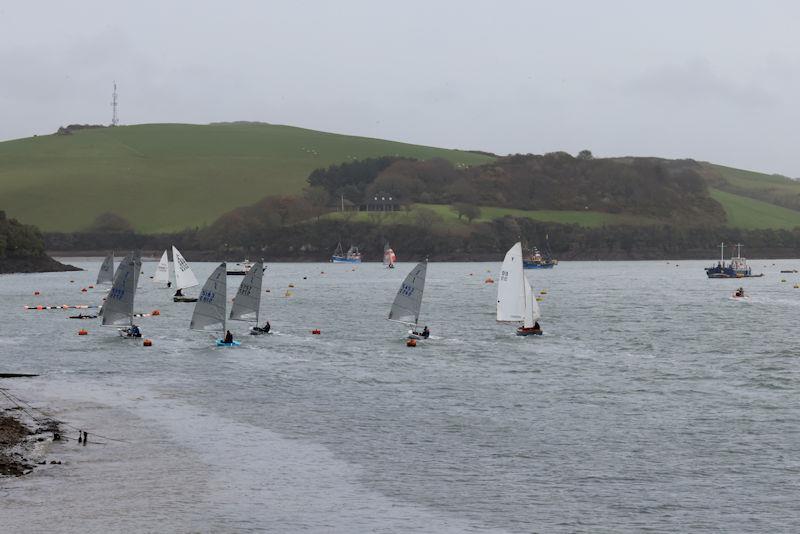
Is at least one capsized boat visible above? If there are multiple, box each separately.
[705,243,763,278]
[383,243,397,269]
[331,242,362,263]
[228,261,269,335]
[388,259,429,340]
[101,252,143,338]
[96,252,115,285]
[497,242,542,336]
[153,250,170,286]
[190,262,238,346]
[172,246,200,301]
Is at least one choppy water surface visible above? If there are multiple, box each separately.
[1,259,799,532]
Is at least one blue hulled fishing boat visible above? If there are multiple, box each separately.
[705,243,763,278]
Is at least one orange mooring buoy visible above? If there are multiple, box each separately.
[407,339,417,347]
[143,339,153,347]
[151,310,160,316]
[78,329,88,336]
[88,285,94,289]
[485,277,494,284]
[81,288,87,292]
[311,329,321,335]
[36,305,43,310]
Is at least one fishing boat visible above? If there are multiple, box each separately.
[383,244,397,269]
[172,246,200,301]
[101,252,143,338]
[190,263,240,346]
[331,242,362,263]
[96,252,115,285]
[497,242,542,336]
[153,250,170,286]
[227,259,264,276]
[705,243,764,278]
[229,261,269,335]
[523,236,557,269]
[388,259,429,340]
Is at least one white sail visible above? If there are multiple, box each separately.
[101,253,138,326]
[190,263,227,331]
[497,242,526,322]
[230,261,263,322]
[154,250,170,284]
[172,246,199,290]
[523,276,541,328]
[388,260,427,325]
[96,252,114,285]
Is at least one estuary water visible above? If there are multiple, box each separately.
[1,259,799,533]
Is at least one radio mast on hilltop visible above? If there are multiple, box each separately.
[110,82,119,126]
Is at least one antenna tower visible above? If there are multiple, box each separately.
[111,82,119,126]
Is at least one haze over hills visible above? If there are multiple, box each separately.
[2,122,800,234]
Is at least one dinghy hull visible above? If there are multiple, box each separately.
[215,340,241,347]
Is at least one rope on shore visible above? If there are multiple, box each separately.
[0,387,129,444]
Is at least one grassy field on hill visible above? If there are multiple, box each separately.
[324,203,655,228]
[709,188,800,230]
[0,123,492,233]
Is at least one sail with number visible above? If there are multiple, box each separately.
[154,250,170,285]
[172,246,199,291]
[230,261,264,323]
[101,253,139,326]
[96,253,115,285]
[388,260,427,325]
[496,242,526,322]
[190,263,227,331]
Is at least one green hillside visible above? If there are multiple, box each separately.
[325,204,655,228]
[709,188,800,230]
[0,123,492,233]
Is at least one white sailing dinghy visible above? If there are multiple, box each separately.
[190,262,239,346]
[153,250,170,287]
[96,252,115,285]
[101,252,143,338]
[229,261,269,335]
[172,245,199,302]
[497,242,542,336]
[388,259,430,340]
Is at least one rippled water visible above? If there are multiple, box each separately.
[1,259,799,532]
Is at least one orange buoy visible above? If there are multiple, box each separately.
[143,339,153,346]
[78,329,88,336]
[407,339,417,347]
[151,310,160,316]
[81,288,88,292]
[34,291,40,296]
[88,285,94,289]
[311,329,321,335]
[36,305,43,310]
[485,277,494,284]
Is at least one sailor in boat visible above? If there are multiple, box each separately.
[734,287,745,298]
[415,326,430,339]
[122,324,142,338]
[533,321,542,334]
[224,330,234,344]
[252,321,271,334]
[167,281,172,288]
[174,288,183,297]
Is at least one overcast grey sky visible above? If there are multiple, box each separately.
[1,1,799,174]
